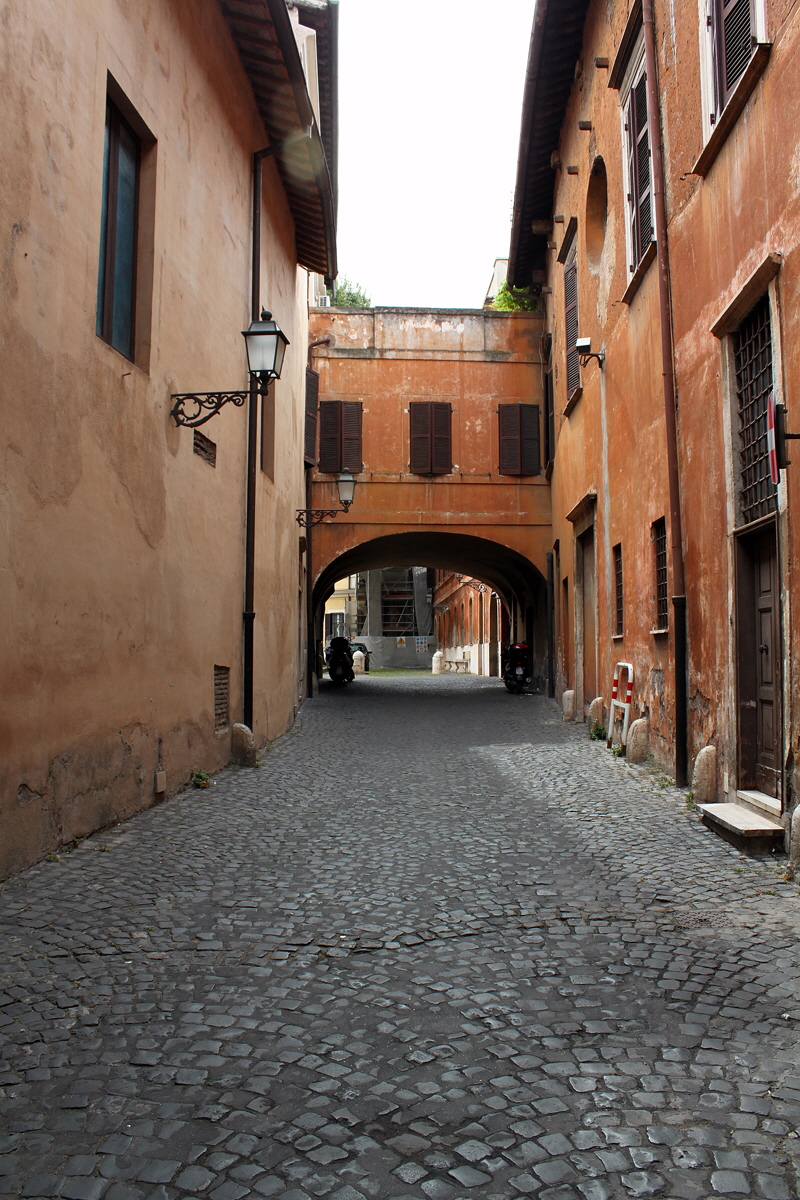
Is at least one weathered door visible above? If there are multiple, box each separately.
[737,525,781,798]
[581,529,597,708]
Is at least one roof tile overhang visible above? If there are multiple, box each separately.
[220,0,337,278]
[508,0,591,289]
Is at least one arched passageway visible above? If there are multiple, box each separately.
[310,531,550,689]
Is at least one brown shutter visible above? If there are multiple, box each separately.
[719,0,753,102]
[318,401,341,473]
[431,402,452,475]
[544,372,555,464]
[632,74,652,261]
[520,404,540,475]
[564,262,580,393]
[409,402,431,473]
[304,368,319,466]
[499,404,521,474]
[341,401,362,471]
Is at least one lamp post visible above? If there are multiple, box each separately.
[296,469,358,527]
[169,311,289,427]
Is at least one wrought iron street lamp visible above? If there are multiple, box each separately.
[296,470,358,527]
[170,311,289,427]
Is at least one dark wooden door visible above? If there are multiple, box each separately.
[755,534,779,795]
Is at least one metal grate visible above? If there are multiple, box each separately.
[613,543,623,635]
[381,568,416,635]
[214,665,230,731]
[652,518,668,630]
[733,295,777,525]
[193,429,217,467]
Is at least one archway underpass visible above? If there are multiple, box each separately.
[310,531,550,690]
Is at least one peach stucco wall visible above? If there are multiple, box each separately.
[0,0,310,876]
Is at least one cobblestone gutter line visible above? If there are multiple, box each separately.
[1,677,800,1200]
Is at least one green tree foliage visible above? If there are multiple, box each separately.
[492,279,541,312]
[329,276,372,307]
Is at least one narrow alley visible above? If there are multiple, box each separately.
[2,678,800,1200]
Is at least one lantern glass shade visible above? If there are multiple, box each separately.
[242,312,289,380]
[337,469,356,510]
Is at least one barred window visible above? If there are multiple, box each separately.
[733,294,777,525]
[652,519,668,630]
[613,543,623,636]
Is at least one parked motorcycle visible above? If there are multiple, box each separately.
[502,642,532,694]
[326,636,355,687]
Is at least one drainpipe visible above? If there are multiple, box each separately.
[243,144,282,731]
[642,0,688,786]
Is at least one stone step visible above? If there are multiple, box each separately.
[736,788,781,818]
[698,802,784,839]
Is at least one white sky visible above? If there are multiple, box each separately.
[335,0,536,310]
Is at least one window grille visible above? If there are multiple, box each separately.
[733,295,777,525]
[613,543,624,635]
[213,665,230,731]
[652,519,668,630]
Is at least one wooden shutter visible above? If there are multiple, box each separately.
[431,402,452,475]
[341,401,362,471]
[718,0,754,103]
[499,404,521,474]
[304,368,319,466]
[318,401,341,473]
[564,261,580,393]
[626,71,652,268]
[409,402,431,473]
[520,404,540,475]
[544,372,555,464]
[499,404,540,475]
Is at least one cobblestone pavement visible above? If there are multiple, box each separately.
[3,676,800,1200]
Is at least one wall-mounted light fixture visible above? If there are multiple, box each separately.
[170,310,290,427]
[576,336,605,369]
[296,470,357,527]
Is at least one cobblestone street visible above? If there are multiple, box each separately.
[4,676,800,1200]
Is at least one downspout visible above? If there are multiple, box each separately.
[244,144,281,731]
[305,338,331,697]
[642,0,688,786]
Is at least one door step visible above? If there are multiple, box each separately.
[736,788,781,818]
[698,802,784,841]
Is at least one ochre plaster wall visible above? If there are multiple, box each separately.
[0,0,309,877]
[306,310,551,649]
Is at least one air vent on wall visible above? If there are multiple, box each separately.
[193,429,217,467]
[214,665,230,731]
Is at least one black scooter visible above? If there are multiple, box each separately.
[326,637,355,687]
[502,642,532,693]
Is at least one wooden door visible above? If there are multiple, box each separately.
[581,529,597,707]
[755,535,779,795]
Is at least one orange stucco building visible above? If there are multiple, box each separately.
[509,0,800,836]
[304,306,553,684]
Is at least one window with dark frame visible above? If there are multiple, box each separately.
[733,294,777,525]
[498,404,540,475]
[318,400,363,473]
[652,518,668,630]
[613,543,624,635]
[712,0,757,114]
[624,59,653,271]
[564,255,580,394]
[409,402,452,475]
[97,99,140,359]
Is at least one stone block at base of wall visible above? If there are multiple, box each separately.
[691,744,717,803]
[627,717,649,764]
[588,696,604,733]
[231,723,257,768]
[562,690,575,721]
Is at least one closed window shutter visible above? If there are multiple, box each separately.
[341,401,362,471]
[544,372,555,463]
[499,404,521,474]
[304,368,319,466]
[409,402,431,473]
[318,400,341,473]
[564,262,580,393]
[719,0,754,102]
[520,404,540,475]
[431,402,452,475]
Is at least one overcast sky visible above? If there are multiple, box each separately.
[335,0,536,310]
